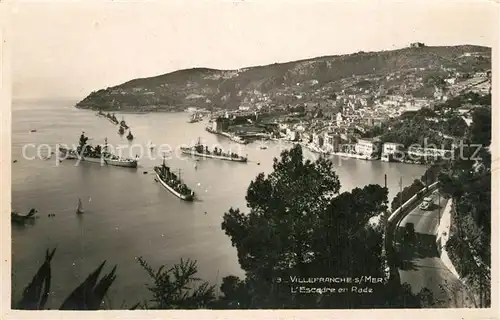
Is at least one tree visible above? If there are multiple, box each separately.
[221,144,415,308]
[391,179,424,212]
[218,275,250,308]
[222,145,340,280]
[136,257,215,309]
[436,104,492,307]
[470,107,491,147]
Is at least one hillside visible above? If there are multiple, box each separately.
[75,45,491,112]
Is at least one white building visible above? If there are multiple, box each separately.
[336,112,343,126]
[355,139,379,156]
[382,142,403,154]
[461,116,473,127]
[278,123,289,130]
[302,132,311,143]
[323,132,334,152]
[407,146,451,158]
[286,128,298,141]
[312,133,324,148]
[383,100,399,107]
[323,132,341,152]
[381,142,403,161]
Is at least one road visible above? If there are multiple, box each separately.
[395,191,476,308]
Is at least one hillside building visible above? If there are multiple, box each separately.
[381,142,404,162]
[323,132,341,153]
[407,146,452,158]
[355,138,381,158]
[312,133,324,148]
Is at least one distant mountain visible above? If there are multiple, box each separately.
[75,45,491,112]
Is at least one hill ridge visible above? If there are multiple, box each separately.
[76,45,491,112]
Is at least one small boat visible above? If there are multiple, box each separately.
[127,130,134,141]
[188,112,203,123]
[11,209,37,224]
[106,113,119,125]
[76,198,84,214]
[120,117,129,129]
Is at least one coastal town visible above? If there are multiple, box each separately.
[188,46,492,165]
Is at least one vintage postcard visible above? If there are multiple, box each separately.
[1,0,498,319]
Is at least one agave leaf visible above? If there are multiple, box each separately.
[59,261,107,310]
[129,302,141,310]
[17,248,56,310]
[37,258,52,310]
[92,265,117,309]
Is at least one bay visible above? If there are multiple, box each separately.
[11,99,427,309]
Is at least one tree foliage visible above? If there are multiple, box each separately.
[437,101,491,306]
[136,257,215,309]
[220,144,420,308]
[391,179,424,212]
[469,107,491,147]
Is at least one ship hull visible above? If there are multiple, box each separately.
[59,149,137,167]
[180,148,247,162]
[97,113,119,125]
[107,118,119,125]
[155,172,194,201]
[11,212,35,224]
[91,157,138,167]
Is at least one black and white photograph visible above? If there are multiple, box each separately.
[2,0,497,317]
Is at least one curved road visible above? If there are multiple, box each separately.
[395,191,476,308]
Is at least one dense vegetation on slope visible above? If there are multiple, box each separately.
[363,92,490,149]
[437,100,491,307]
[75,45,490,111]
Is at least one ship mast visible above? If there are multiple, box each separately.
[162,152,166,176]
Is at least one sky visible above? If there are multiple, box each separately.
[9,0,499,100]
